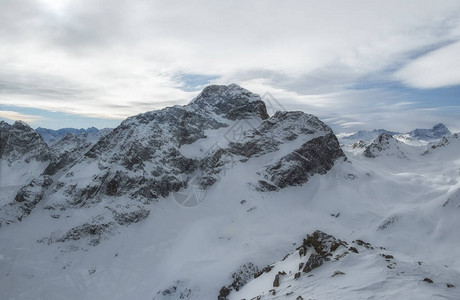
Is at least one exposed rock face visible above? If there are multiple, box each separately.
[56,222,115,246]
[190,83,269,121]
[0,175,52,226]
[298,231,348,273]
[218,262,260,299]
[0,122,53,226]
[199,111,345,190]
[258,133,346,190]
[0,121,51,163]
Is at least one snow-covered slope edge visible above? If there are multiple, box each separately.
[225,231,458,300]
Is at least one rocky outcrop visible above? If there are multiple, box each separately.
[218,231,353,299]
[257,133,346,190]
[190,84,269,121]
[0,120,51,163]
[218,262,260,300]
[225,231,430,300]
[0,175,52,226]
[155,280,198,300]
[56,221,116,246]
[199,111,344,190]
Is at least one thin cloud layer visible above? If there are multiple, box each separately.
[0,0,459,130]
[394,41,460,89]
[0,110,42,124]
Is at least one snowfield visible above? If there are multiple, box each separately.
[0,85,459,300]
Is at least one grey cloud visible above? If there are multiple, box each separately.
[1,0,460,131]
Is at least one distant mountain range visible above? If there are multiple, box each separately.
[341,123,451,142]
[35,127,112,143]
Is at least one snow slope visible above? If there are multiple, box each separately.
[0,85,459,300]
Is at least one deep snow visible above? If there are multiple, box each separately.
[1,130,459,300]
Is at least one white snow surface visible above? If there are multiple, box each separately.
[0,128,459,299]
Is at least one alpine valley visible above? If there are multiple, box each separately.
[0,84,459,300]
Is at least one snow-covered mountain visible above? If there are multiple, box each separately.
[407,123,451,140]
[341,123,452,146]
[1,84,459,300]
[341,129,400,142]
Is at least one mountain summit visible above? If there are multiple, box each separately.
[189,84,269,120]
[0,84,344,228]
[408,123,451,140]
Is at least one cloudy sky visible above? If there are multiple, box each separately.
[0,0,459,132]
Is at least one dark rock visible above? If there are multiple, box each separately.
[254,265,274,278]
[0,175,53,226]
[218,262,259,299]
[378,215,400,230]
[423,278,433,284]
[56,222,115,246]
[303,253,324,273]
[190,84,269,121]
[158,280,195,299]
[273,274,280,287]
[0,121,51,163]
[218,287,230,299]
[349,247,359,254]
[258,133,346,190]
[109,207,150,226]
[331,270,345,277]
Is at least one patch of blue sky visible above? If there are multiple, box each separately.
[175,73,220,92]
[0,105,121,130]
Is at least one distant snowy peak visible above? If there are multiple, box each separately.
[422,133,460,157]
[363,133,408,159]
[36,126,103,143]
[408,123,451,141]
[342,129,400,141]
[341,123,451,145]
